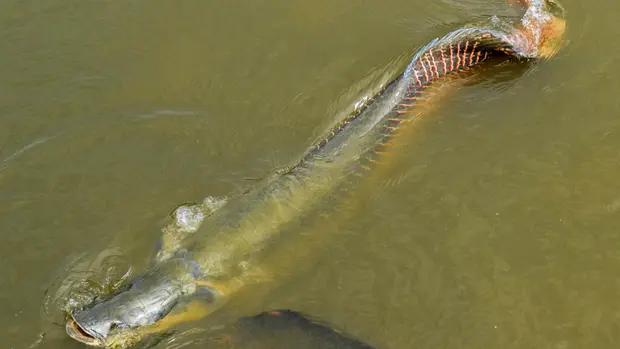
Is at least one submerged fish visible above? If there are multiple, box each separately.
[214,309,376,349]
[65,1,566,348]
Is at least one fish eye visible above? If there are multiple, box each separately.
[109,321,130,331]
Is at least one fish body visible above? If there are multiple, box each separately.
[66,1,566,347]
[172,26,521,282]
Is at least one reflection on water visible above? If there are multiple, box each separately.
[2,0,620,348]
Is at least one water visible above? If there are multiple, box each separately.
[1,0,619,348]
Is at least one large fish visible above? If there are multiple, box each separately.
[65,0,566,347]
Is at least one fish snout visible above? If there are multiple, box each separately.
[66,311,108,347]
[67,308,144,348]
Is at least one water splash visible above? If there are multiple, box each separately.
[506,0,567,58]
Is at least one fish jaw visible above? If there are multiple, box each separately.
[65,315,107,347]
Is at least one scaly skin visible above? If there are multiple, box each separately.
[65,1,567,348]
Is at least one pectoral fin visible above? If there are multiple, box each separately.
[194,277,250,304]
[140,300,212,335]
[195,279,235,297]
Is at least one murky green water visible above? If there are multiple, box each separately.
[2,0,619,348]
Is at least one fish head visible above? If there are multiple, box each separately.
[66,261,195,348]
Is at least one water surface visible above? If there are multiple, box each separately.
[1,0,619,348]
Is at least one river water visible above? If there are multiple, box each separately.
[1,0,619,348]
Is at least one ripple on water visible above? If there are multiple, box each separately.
[40,247,134,332]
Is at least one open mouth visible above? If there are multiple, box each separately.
[66,317,105,347]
